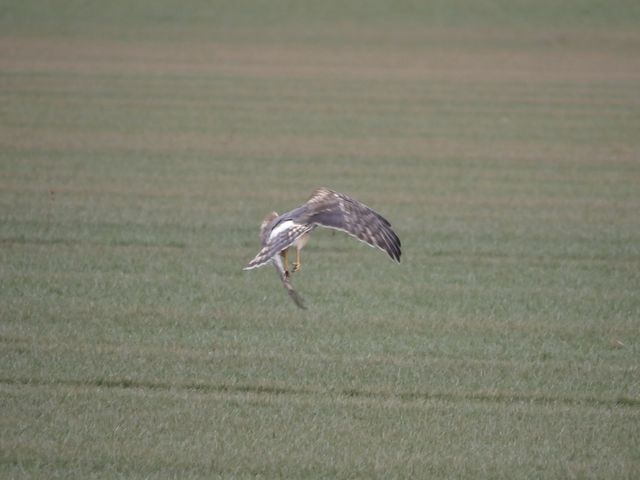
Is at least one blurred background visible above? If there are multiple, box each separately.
[1,1,639,477]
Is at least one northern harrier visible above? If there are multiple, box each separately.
[244,187,401,308]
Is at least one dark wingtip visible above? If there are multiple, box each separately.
[388,237,402,263]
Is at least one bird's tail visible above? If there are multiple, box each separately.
[283,277,306,309]
[271,255,306,309]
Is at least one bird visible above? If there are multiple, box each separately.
[244,187,401,308]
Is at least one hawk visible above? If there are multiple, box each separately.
[244,187,401,308]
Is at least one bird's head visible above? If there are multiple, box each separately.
[260,211,279,238]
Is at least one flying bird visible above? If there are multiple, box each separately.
[244,187,401,308]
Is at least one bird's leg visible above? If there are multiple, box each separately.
[280,249,290,277]
[292,248,302,272]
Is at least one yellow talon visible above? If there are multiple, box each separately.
[292,248,302,272]
[281,249,289,276]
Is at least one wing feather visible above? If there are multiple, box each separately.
[305,188,401,262]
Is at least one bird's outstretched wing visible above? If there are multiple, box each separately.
[243,188,400,309]
[305,187,401,262]
[244,187,401,271]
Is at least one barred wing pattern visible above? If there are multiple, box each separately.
[304,188,401,262]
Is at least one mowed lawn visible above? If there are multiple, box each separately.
[2,1,640,478]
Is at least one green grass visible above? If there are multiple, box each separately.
[2,1,640,478]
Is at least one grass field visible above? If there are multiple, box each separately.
[2,1,640,478]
